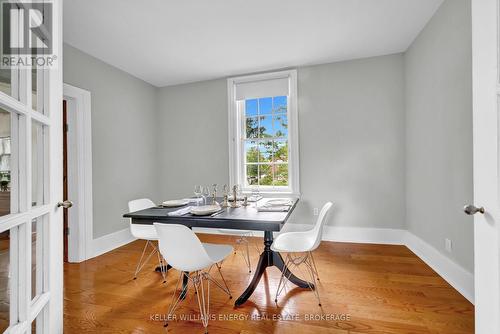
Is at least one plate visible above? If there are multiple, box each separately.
[190,205,221,216]
[162,199,189,208]
[265,198,293,206]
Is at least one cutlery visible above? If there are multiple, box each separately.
[211,209,225,217]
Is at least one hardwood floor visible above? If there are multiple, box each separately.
[63,234,474,333]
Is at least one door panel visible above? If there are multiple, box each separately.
[471,0,500,332]
[0,1,63,333]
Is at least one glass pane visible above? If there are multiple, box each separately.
[273,96,287,113]
[0,110,12,217]
[259,115,273,138]
[32,45,44,113]
[0,70,11,97]
[273,114,288,138]
[274,164,289,186]
[32,69,38,111]
[0,8,17,100]
[259,140,273,163]
[245,117,259,139]
[0,230,10,331]
[259,164,273,186]
[32,121,45,207]
[31,216,45,300]
[245,99,258,116]
[273,140,288,162]
[246,165,258,186]
[245,141,259,163]
[258,97,272,115]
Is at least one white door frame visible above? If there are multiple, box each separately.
[471,0,500,332]
[62,84,93,263]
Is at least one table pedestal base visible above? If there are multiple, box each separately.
[234,231,313,306]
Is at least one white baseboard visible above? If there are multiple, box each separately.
[321,226,405,245]
[92,224,474,304]
[91,228,136,259]
[403,231,474,303]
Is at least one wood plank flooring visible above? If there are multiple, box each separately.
[63,234,474,333]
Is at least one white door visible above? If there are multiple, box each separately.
[0,1,63,333]
[471,0,500,332]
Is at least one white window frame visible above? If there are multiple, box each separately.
[227,70,300,196]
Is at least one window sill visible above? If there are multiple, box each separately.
[242,190,301,198]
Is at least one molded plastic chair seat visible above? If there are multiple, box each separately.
[271,231,316,253]
[129,198,159,240]
[202,243,233,264]
[279,223,313,234]
[130,224,158,241]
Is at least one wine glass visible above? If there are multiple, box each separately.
[236,184,243,200]
[202,186,210,205]
[194,185,202,206]
[247,175,260,201]
[251,184,260,201]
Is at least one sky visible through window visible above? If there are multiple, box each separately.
[244,96,289,187]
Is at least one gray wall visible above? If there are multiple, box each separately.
[156,79,230,197]
[63,44,159,238]
[404,0,473,272]
[157,54,407,230]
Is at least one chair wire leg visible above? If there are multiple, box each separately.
[304,255,322,306]
[165,271,189,328]
[245,238,251,273]
[238,237,251,273]
[194,271,210,333]
[155,246,167,283]
[309,251,320,281]
[209,263,232,298]
[236,237,252,273]
[248,232,261,253]
[275,255,291,303]
[134,240,156,279]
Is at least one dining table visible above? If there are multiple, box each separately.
[123,197,314,307]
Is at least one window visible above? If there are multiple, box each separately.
[228,70,299,195]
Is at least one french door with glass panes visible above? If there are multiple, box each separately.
[0,1,63,333]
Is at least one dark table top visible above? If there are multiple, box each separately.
[123,197,299,232]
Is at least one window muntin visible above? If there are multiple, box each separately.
[243,96,289,187]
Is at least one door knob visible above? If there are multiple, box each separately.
[57,200,73,209]
[463,204,485,215]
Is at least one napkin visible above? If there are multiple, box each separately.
[263,198,294,206]
[183,197,204,204]
[257,198,293,212]
[257,205,290,212]
[168,206,193,216]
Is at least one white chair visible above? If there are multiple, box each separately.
[271,202,333,306]
[154,223,233,333]
[217,229,259,273]
[128,198,167,283]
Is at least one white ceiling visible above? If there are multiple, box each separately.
[63,0,443,87]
